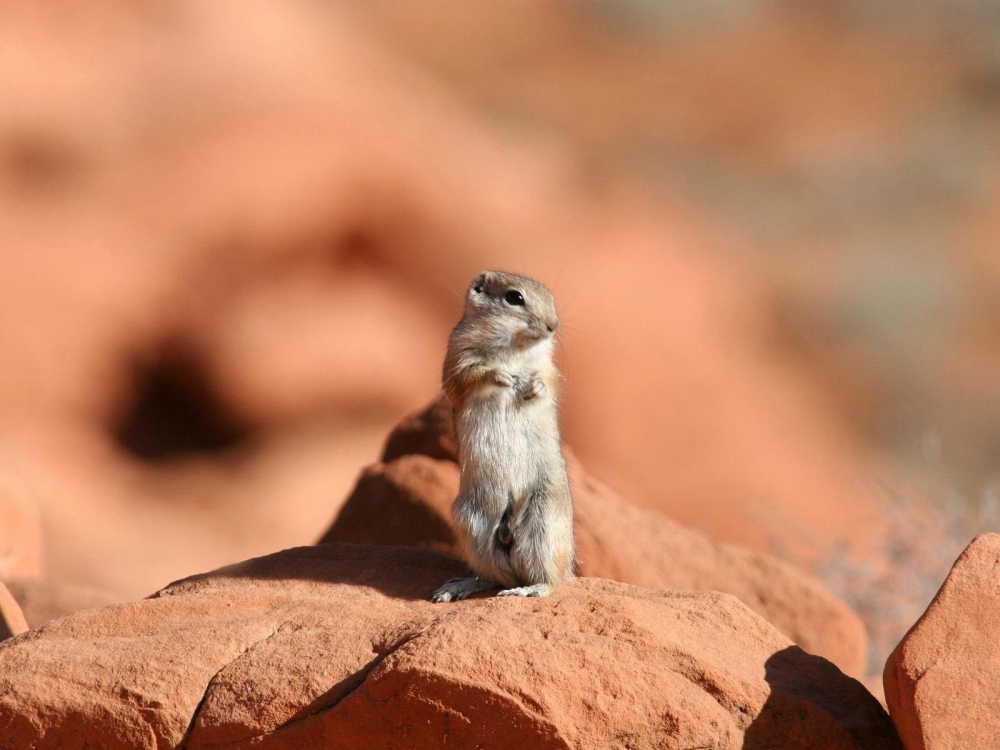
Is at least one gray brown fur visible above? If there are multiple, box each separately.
[432,270,575,602]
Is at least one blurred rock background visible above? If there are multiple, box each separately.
[0,0,997,677]
[348,0,1000,504]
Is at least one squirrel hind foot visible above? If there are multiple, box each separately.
[496,505,513,550]
[496,583,553,598]
[431,576,497,603]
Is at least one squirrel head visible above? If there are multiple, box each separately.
[460,270,560,350]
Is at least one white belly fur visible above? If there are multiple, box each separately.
[456,383,556,510]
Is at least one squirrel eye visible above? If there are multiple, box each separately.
[473,285,484,294]
[504,290,525,306]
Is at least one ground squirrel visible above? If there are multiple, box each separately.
[432,270,575,602]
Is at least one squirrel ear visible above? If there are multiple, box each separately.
[471,271,489,294]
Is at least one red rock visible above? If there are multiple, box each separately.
[2,577,121,629]
[567,452,869,679]
[324,399,868,678]
[884,533,1000,749]
[0,582,27,641]
[0,544,899,750]
[324,456,459,556]
[381,396,458,463]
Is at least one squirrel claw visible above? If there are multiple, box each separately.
[496,583,553,598]
[432,576,497,603]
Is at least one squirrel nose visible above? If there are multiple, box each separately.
[547,319,559,333]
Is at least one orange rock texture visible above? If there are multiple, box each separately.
[884,533,1000,750]
[324,398,868,677]
[0,544,900,750]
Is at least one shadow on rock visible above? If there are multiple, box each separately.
[743,646,902,750]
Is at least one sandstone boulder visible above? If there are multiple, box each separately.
[0,543,898,750]
[381,396,458,464]
[0,582,27,641]
[884,533,1000,749]
[324,455,459,557]
[325,398,868,677]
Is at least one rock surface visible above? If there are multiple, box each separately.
[0,582,27,641]
[884,533,1000,750]
[325,455,460,557]
[0,543,899,750]
[325,398,868,678]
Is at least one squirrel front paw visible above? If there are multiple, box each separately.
[522,377,547,400]
[492,370,514,388]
